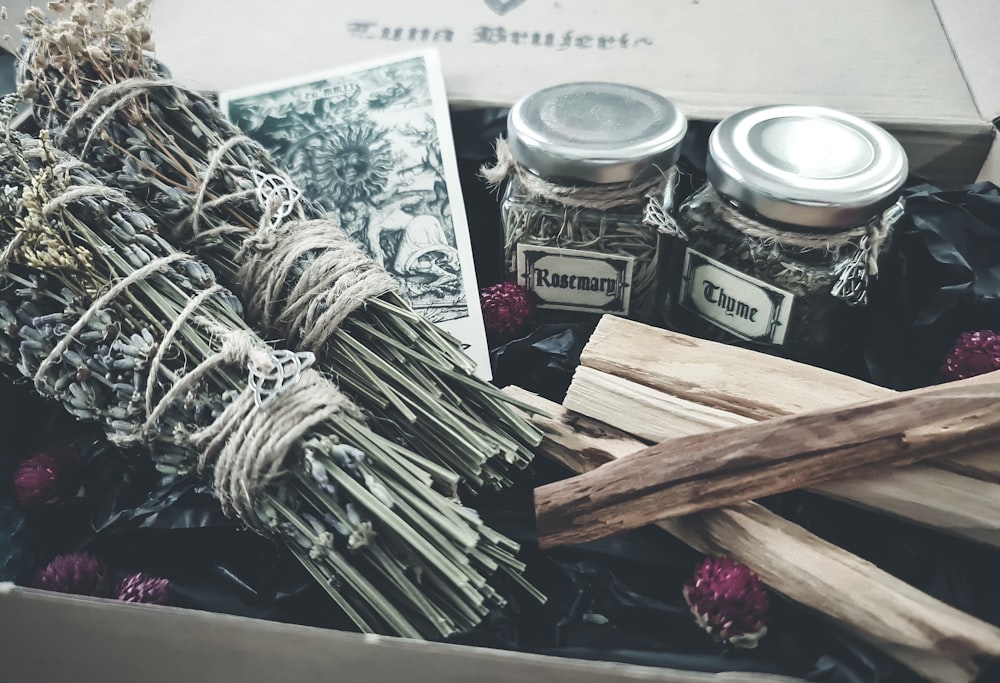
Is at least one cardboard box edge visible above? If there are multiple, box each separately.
[0,586,809,683]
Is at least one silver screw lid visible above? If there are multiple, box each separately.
[506,82,687,185]
[707,105,908,230]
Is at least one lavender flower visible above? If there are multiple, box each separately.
[0,111,536,639]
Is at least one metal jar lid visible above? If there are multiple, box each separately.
[706,105,908,230]
[506,82,687,185]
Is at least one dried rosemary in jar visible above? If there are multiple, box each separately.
[484,82,687,325]
[661,105,907,366]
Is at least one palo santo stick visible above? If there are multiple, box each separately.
[505,387,1000,683]
[534,378,1000,549]
[564,366,1000,547]
[580,315,888,419]
[580,315,999,477]
[564,366,750,442]
[935,445,1000,483]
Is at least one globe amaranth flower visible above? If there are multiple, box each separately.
[683,556,770,649]
[115,572,174,605]
[13,445,82,511]
[939,330,1000,382]
[33,552,109,597]
[480,282,538,343]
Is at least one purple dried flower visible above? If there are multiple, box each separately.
[33,552,109,597]
[480,282,537,343]
[13,445,82,511]
[115,572,174,605]
[939,330,1000,382]
[683,556,770,649]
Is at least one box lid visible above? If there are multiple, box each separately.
[142,0,990,185]
[934,0,1000,123]
[0,0,993,186]
[933,0,1000,183]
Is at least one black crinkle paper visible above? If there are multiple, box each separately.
[863,181,1000,389]
[488,322,595,402]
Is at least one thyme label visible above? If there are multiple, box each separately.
[679,248,793,345]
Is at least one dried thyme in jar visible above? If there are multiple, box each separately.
[661,105,907,367]
[483,82,687,325]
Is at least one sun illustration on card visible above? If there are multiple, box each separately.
[285,122,394,209]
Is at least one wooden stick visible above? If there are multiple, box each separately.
[564,366,750,442]
[580,315,888,419]
[936,444,1000,483]
[534,378,1000,549]
[505,387,1000,683]
[581,315,1000,475]
[564,366,1000,547]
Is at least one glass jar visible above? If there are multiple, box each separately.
[660,105,908,367]
[494,82,687,325]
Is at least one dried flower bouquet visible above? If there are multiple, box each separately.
[0,117,539,639]
[17,1,543,492]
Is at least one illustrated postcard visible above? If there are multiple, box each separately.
[219,51,491,378]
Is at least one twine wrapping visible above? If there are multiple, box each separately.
[28,170,362,530]
[698,187,902,306]
[482,137,676,213]
[190,335,359,526]
[237,219,397,353]
[57,76,399,344]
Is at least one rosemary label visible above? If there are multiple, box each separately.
[679,248,793,344]
[517,244,633,314]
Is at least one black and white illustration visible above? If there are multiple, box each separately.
[220,51,490,377]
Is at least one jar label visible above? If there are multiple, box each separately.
[679,248,793,344]
[516,244,634,315]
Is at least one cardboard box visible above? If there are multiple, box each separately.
[127,0,996,187]
[934,0,1000,183]
[2,1,996,180]
[0,584,805,683]
[0,3,997,682]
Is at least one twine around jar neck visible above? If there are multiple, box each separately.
[482,137,683,240]
[694,186,903,306]
[483,137,675,209]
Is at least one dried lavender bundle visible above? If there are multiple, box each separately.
[0,118,540,639]
[17,1,543,491]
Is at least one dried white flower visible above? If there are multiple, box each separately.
[85,44,109,63]
[25,7,46,24]
[17,80,38,99]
